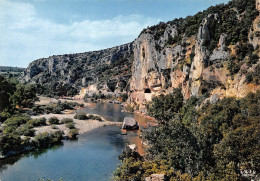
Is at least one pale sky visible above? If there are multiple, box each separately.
[0,0,230,68]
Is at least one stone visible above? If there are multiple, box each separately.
[145,174,165,181]
[122,117,139,130]
[128,144,136,150]
[210,34,228,62]
[210,94,220,104]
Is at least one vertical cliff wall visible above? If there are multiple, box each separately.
[128,0,260,111]
[23,0,259,108]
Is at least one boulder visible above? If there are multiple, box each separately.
[145,174,165,181]
[122,117,139,130]
[128,144,136,151]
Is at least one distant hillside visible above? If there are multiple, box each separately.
[0,66,25,77]
[0,66,25,73]
[23,43,133,96]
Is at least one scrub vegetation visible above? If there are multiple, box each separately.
[114,89,260,180]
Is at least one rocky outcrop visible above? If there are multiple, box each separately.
[128,0,260,111]
[23,43,133,93]
[129,13,224,107]
[210,34,228,62]
[22,0,260,111]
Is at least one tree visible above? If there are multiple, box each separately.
[0,75,15,112]
[144,120,201,176]
[147,88,183,122]
[214,124,260,174]
[10,83,39,108]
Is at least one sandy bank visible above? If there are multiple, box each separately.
[35,96,90,107]
[32,113,122,136]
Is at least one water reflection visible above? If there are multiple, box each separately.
[0,103,152,181]
[0,144,62,173]
[81,102,133,122]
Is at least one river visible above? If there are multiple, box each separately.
[0,102,149,181]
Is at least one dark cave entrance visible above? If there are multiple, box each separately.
[201,88,208,94]
[144,88,151,93]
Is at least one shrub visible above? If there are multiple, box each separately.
[4,115,30,129]
[107,80,117,92]
[0,110,12,123]
[52,106,62,114]
[60,118,73,124]
[33,131,63,148]
[32,106,44,114]
[27,118,46,127]
[66,122,75,129]
[16,124,35,137]
[120,93,128,102]
[227,61,241,76]
[85,114,103,121]
[74,112,87,120]
[147,88,183,122]
[68,129,79,139]
[48,117,59,124]
[44,105,54,114]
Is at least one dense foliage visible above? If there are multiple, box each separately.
[0,76,38,113]
[143,0,257,47]
[115,90,260,180]
[0,76,15,112]
[48,117,60,125]
[36,82,79,97]
[146,88,183,122]
[0,76,73,156]
[31,101,83,115]
[0,114,65,155]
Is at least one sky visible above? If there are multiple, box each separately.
[0,0,230,68]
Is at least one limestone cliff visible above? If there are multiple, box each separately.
[128,0,260,111]
[23,0,259,109]
[23,43,133,94]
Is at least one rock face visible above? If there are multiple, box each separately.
[23,43,133,93]
[128,0,260,111]
[128,13,224,107]
[22,0,260,111]
[122,117,139,130]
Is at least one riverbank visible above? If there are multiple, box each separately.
[36,96,122,107]
[33,97,123,136]
[32,113,122,136]
[1,96,156,159]
[0,97,125,159]
[0,97,156,181]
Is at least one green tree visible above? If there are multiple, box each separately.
[10,83,39,108]
[0,75,15,112]
[144,120,201,176]
[147,88,183,122]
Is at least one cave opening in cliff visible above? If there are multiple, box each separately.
[201,88,208,94]
[144,88,151,93]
